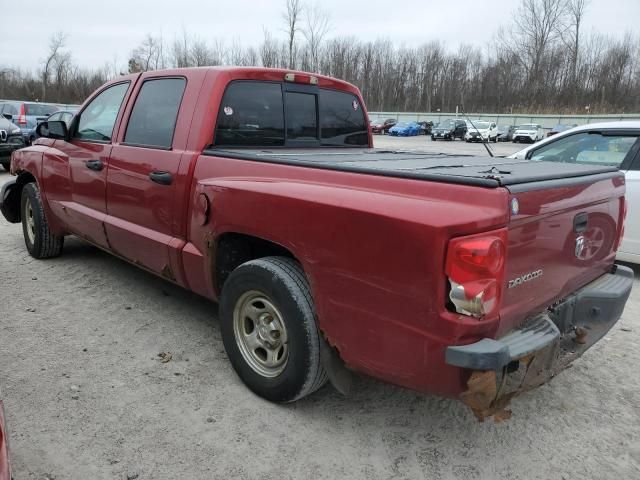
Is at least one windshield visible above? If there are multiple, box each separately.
[498,125,509,132]
[395,122,408,127]
[530,132,639,167]
[470,121,491,130]
[437,120,455,129]
[519,124,538,130]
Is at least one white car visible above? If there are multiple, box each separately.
[510,121,640,263]
[465,121,498,142]
[512,123,545,143]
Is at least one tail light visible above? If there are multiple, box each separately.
[17,104,27,126]
[445,228,508,319]
[616,197,627,250]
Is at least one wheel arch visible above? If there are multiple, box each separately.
[213,232,298,295]
[0,170,38,223]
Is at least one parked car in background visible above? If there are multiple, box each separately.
[0,386,11,480]
[510,121,640,264]
[465,121,498,142]
[512,123,544,143]
[417,121,433,135]
[547,123,577,137]
[431,119,467,141]
[371,118,396,134]
[0,101,60,145]
[497,125,516,142]
[388,121,421,136]
[0,116,26,170]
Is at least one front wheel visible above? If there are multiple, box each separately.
[21,182,64,259]
[0,160,9,171]
[219,256,327,403]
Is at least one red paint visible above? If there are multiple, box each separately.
[0,399,10,480]
[9,67,625,399]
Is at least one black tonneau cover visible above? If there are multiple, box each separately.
[204,148,620,188]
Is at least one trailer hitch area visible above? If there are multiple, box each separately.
[460,339,577,423]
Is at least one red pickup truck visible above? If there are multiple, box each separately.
[0,67,633,420]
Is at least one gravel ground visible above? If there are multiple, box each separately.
[1,137,639,479]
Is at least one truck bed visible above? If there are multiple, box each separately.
[204,148,619,188]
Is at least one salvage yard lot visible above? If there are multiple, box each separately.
[1,137,639,479]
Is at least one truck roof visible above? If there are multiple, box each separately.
[116,66,361,95]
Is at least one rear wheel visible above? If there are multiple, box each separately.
[219,256,327,403]
[21,182,64,259]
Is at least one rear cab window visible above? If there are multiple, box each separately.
[214,81,367,148]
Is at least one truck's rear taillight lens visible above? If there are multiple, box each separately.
[616,197,627,250]
[445,228,508,318]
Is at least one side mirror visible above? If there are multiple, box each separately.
[36,120,68,141]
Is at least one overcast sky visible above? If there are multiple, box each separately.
[3,0,639,72]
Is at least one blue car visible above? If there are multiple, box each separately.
[388,121,421,136]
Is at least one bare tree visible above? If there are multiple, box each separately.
[172,28,192,68]
[282,0,303,69]
[564,0,589,95]
[41,32,67,101]
[507,0,567,95]
[302,3,330,72]
[129,34,164,72]
[260,28,280,68]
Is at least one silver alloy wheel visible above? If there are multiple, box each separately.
[233,290,289,378]
[24,196,35,245]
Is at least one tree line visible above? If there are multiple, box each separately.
[1,0,639,114]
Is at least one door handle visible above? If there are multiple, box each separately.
[86,159,104,171]
[574,212,589,233]
[149,171,173,185]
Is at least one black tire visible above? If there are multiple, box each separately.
[219,256,327,403]
[21,182,64,259]
[0,160,9,171]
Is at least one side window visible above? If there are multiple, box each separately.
[530,132,640,167]
[319,89,367,146]
[124,78,186,149]
[75,82,129,142]
[285,91,317,141]
[215,82,285,147]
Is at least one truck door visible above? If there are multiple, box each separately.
[46,81,132,248]
[104,76,189,277]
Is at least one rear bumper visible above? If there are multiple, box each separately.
[445,264,634,419]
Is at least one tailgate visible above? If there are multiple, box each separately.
[497,173,626,336]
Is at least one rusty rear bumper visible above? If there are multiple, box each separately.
[445,264,634,421]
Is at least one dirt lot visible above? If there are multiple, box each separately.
[1,137,639,479]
